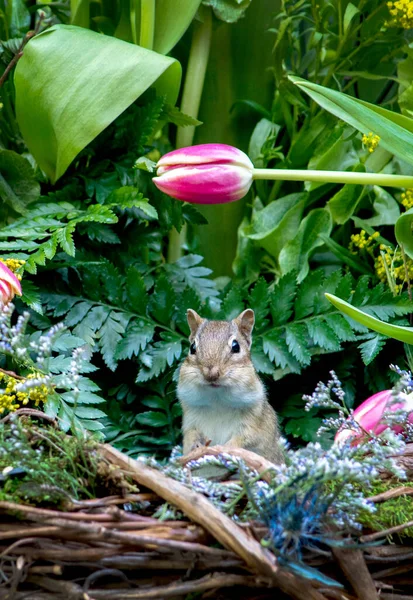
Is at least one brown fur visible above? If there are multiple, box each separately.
[177,309,284,465]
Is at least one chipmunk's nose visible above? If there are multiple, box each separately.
[202,366,220,382]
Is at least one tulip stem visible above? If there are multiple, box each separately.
[252,169,413,188]
[168,7,213,264]
[140,0,155,50]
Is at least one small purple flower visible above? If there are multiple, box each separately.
[153,143,254,204]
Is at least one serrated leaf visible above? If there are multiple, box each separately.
[166,254,218,301]
[62,391,105,404]
[285,323,312,366]
[115,320,155,360]
[57,225,75,256]
[125,266,148,314]
[64,301,92,327]
[164,104,202,127]
[220,286,244,320]
[74,406,107,418]
[249,278,269,324]
[306,318,341,352]
[150,274,175,324]
[262,330,301,372]
[359,334,387,365]
[294,270,324,320]
[325,314,356,342]
[97,311,130,370]
[135,411,169,427]
[270,272,297,326]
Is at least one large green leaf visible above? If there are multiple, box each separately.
[395,207,413,260]
[15,25,181,182]
[153,0,202,54]
[290,76,413,167]
[279,208,332,281]
[71,0,201,54]
[246,193,306,260]
[325,293,413,345]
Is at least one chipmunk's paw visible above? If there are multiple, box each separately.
[190,436,210,451]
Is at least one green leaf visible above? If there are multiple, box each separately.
[270,272,297,326]
[285,323,312,366]
[319,234,372,275]
[57,226,76,256]
[247,193,307,260]
[203,0,252,23]
[163,104,202,127]
[135,411,169,427]
[248,278,269,324]
[278,208,332,282]
[125,267,148,314]
[294,270,324,319]
[327,170,365,225]
[359,334,387,365]
[6,0,30,37]
[325,293,413,345]
[262,331,301,372]
[363,187,400,227]
[0,150,40,214]
[115,320,155,359]
[395,207,413,260]
[150,274,175,324]
[108,187,158,219]
[220,286,244,320]
[62,391,105,405]
[166,254,218,301]
[343,3,360,33]
[153,0,203,54]
[15,25,181,182]
[74,406,107,419]
[290,76,413,167]
[97,311,130,370]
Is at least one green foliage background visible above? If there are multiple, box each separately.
[1,0,413,455]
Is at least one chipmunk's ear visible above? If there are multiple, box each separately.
[234,309,255,346]
[187,309,204,336]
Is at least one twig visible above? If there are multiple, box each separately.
[177,445,278,483]
[332,547,378,600]
[360,519,413,543]
[0,15,44,89]
[0,408,57,424]
[0,367,25,380]
[368,486,413,503]
[100,444,330,600]
[86,573,271,599]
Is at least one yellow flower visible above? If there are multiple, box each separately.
[401,189,413,210]
[361,132,380,153]
[0,371,49,414]
[387,0,413,28]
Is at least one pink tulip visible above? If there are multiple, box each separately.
[153,144,254,204]
[0,262,22,306]
[335,390,413,444]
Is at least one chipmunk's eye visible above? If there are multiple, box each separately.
[190,342,196,355]
[231,340,240,353]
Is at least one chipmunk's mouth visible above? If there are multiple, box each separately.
[208,382,221,388]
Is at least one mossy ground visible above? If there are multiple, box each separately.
[0,416,137,506]
[358,480,413,538]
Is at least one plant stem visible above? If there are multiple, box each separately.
[167,8,213,264]
[176,9,212,149]
[139,0,155,50]
[252,169,413,188]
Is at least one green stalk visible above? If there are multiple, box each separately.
[140,0,155,50]
[167,8,213,264]
[252,169,413,188]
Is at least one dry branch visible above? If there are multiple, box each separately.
[100,444,329,600]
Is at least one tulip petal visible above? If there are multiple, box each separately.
[157,143,254,170]
[0,262,22,297]
[335,389,413,444]
[153,164,253,204]
[0,280,12,304]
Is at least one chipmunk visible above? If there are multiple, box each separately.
[177,308,284,464]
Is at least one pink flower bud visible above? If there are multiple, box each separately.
[0,262,22,306]
[153,144,254,204]
[335,389,413,444]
